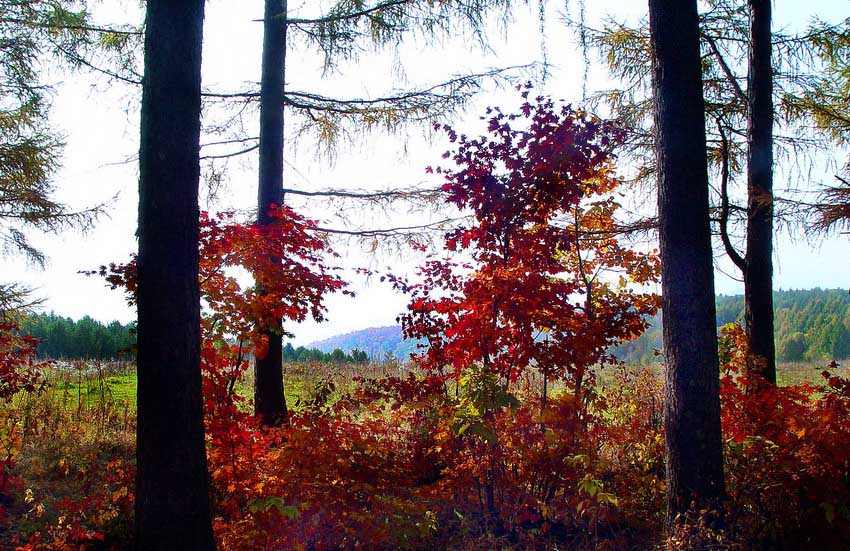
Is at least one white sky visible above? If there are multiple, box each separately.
[4,0,849,345]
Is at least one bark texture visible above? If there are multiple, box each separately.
[254,0,289,424]
[744,0,776,385]
[648,0,726,522]
[135,1,215,549]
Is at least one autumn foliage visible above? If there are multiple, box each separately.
[0,325,46,512]
[399,90,659,399]
[5,93,850,550]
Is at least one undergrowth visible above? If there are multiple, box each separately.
[1,326,850,550]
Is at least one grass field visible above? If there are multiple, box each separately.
[36,357,846,414]
[35,359,404,412]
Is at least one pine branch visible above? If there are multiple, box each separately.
[283,0,412,26]
[0,18,141,36]
[54,43,142,85]
[202,65,534,107]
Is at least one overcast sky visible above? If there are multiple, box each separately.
[4,0,848,345]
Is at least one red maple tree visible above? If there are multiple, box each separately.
[398,89,659,403]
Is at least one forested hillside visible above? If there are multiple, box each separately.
[615,288,850,364]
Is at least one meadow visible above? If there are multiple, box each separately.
[4,355,848,550]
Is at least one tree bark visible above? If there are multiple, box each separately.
[648,0,726,523]
[135,1,215,550]
[254,0,289,425]
[744,0,776,386]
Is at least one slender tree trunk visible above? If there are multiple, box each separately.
[744,0,776,386]
[254,0,289,425]
[135,1,215,549]
[648,0,726,523]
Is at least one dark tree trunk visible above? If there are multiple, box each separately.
[648,0,726,523]
[135,1,215,550]
[744,0,776,386]
[254,0,288,425]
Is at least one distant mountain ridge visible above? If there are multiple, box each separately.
[307,325,421,361]
[309,289,850,365]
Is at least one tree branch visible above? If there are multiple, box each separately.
[55,43,142,85]
[199,144,259,160]
[202,65,534,106]
[0,18,142,36]
[283,186,441,200]
[704,34,748,104]
[282,0,412,26]
[316,217,461,236]
[716,120,747,272]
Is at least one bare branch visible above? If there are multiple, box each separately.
[316,217,461,237]
[283,186,441,200]
[201,137,259,148]
[199,144,259,160]
[704,34,748,104]
[716,121,747,271]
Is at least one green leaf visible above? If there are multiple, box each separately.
[597,492,619,507]
[822,502,836,524]
[247,497,300,519]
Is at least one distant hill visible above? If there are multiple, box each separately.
[306,325,422,361]
[308,289,850,365]
[615,288,850,364]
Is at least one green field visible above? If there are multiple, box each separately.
[35,360,393,412]
[36,359,846,414]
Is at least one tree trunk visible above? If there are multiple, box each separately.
[135,1,215,549]
[254,0,289,425]
[648,0,726,523]
[744,0,776,386]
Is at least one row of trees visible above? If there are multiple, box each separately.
[22,287,850,365]
[282,343,370,364]
[24,288,850,365]
[20,313,134,359]
[722,289,850,362]
[15,311,379,363]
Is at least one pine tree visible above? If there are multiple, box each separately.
[648,0,725,521]
[572,2,850,386]
[135,1,215,548]
[0,0,138,313]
